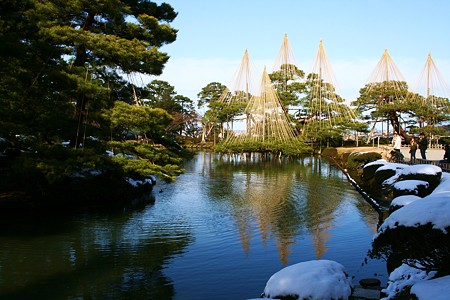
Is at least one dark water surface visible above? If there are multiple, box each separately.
[0,152,387,299]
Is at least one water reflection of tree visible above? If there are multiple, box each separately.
[208,153,347,265]
[296,157,346,259]
[0,206,191,299]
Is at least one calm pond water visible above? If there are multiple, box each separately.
[0,152,387,300]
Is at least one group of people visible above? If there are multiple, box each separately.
[391,132,450,163]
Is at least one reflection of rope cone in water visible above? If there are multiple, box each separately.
[244,169,296,265]
[302,157,344,260]
[216,154,299,264]
[225,156,346,265]
[312,225,331,259]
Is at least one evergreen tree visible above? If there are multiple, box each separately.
[0,0,178,146]
[269,64,305,113]
[353,80,414,138]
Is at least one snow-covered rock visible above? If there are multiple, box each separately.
[397,164,442,188]
[362,159,387,180]
[400,164,442,176]
[262,260,352,300]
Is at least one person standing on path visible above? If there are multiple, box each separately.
[418,133,428,160]
[409,138,417,163]
[392,132,402,153]
[443,144,450,163]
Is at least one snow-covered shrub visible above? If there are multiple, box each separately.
[371,196,450,276]
[392,180,429,198]
[362,160,387,181]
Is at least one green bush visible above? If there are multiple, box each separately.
[215,138,313,156]
[346,152,382,170]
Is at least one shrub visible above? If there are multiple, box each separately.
[370,224,450,276]
[346,152,382,170]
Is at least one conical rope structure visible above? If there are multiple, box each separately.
[217,49,259,135]
[272,33,300,92]
[365,49,407,95]
[218,66,309,155]
[244,66,298,142]
[301,40,357,138]
[407,53,450,126]
[360,49,409,139]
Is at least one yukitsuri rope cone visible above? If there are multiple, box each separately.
[358,49,409,140]
[301,40,357,140]
[407,53,450,126]
[218,65,307,155]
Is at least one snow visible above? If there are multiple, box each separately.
[262,260,352,300]
[369,161,450,236]
[125,177,155,187]
[376,163,405,172]
[382,173,400,185]
[400,164,442,176]
[390,195,421,207]
[370,160,442,184]
[381,264,437,300]
[364,159,387,167]
[410,275,450,300]
[393,180,428,192]
[431,172,450,194]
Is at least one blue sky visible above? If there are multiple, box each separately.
[151,0,450,107]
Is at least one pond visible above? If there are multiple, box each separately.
[0,152,387,299]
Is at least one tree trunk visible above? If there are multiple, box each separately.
[389,110,411,142]
[70,12,95,148]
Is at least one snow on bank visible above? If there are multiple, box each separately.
[378,194,450,235]
[252,162,450,300]
[381,264,437,300]
[400,164,443,176]
[376,163,450,236]
[365,160,442,180]
[410,275,450,300]
[374,161,450,299]
[125,175,156,187]
[261,260,352,300]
